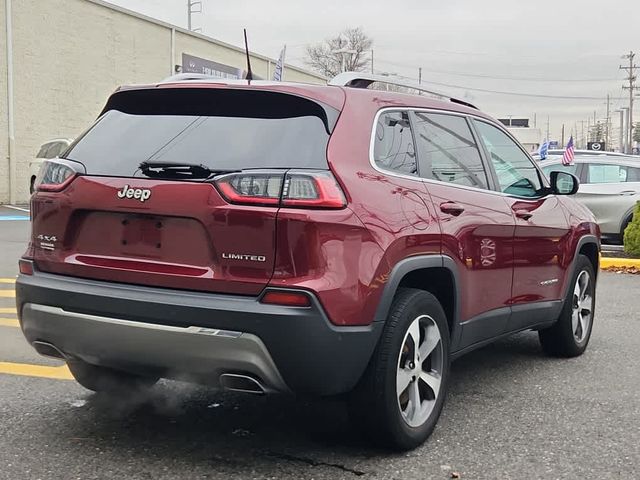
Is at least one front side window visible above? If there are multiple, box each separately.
[373,111,417,175]
[474,120,544,197]
[541,163,578,178]
[412,112,488,189]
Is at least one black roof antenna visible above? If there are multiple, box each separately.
[243,29,253,82]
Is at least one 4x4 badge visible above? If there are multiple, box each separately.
[117,185,151,202]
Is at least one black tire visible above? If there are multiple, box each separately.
[539,254,596,357]
[349,288,450,451]
[67,360,158,393]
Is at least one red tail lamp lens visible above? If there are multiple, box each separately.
[282,171,346,209]
[215,172,283,206]
[19,259,34,275]
[261,291,311,307]
[214,170,346,209]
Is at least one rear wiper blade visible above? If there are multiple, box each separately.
[138,162,237,179]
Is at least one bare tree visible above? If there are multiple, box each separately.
[305,27,373,78]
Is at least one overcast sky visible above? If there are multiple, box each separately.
[108,0,637,144]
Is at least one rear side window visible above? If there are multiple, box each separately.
[63,88,337,176]
[412,112,488,189]
[586,163,640,183]
[373,111,417,175]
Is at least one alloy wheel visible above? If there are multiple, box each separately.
[572,270,593,343]
[396,315,444,427]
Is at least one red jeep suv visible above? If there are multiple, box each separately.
[16,72,600,450]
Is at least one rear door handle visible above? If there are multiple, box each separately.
[440,202,465,216]
[514,209,533,220]
[619,190,637,196]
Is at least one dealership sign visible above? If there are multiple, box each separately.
[587,142,605,151]
[181,53,245,79]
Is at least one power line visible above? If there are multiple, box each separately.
[374,59,619,83]
[382,72,625,101]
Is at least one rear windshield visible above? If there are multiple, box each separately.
[64,88,336,176]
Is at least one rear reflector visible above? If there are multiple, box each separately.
[19,259,34,275]
[260,290,311,307]
[214,170,345,209]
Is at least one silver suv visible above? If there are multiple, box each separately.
[540,154,640,242]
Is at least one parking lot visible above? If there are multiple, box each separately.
[1,205,639,480]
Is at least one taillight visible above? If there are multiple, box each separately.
[215,171,283,206]
[282,171,346,208]
[260,290,311,307]
[214,170,346,209]
[35,159,83,192]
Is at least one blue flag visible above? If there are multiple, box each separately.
[538,140,549,160]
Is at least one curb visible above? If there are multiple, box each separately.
[600,257,640,269]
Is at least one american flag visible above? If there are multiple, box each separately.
[562,136,575,166]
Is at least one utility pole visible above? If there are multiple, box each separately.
[620,51,637,153]
[561,124,565,146]
[546,115,550,143]
[371,49,374,74]
[418,67,422,85]
[619,109,625,152]
[580,120,586,149]
[605,94,611,149]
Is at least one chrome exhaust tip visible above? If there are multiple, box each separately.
[219,373,266,395]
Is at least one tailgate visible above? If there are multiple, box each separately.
[31,176,277,295]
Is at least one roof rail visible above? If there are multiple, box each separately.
[328,72,478,110]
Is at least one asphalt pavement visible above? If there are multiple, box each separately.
[1,205,639,480]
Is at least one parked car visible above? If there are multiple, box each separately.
[29,138,73,193]
[540,155,640,242]
[16,72,600,450]
[544,149,636,158]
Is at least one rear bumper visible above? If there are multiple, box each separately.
[16,271,383,396]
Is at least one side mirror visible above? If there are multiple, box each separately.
[549,171,579,195]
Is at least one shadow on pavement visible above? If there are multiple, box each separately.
[25,331,554,477]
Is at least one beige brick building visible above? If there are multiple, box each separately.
[0,0,324,204]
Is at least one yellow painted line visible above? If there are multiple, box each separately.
[0,318,19,328]
[0,362,73,380]
[0,278,16,284]
[0,290,15,298]
[0,307,16,314]
[601,257,640,268]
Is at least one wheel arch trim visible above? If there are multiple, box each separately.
[373,255,461,331]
